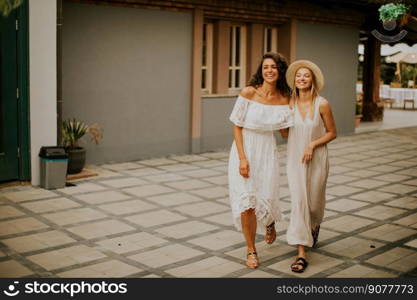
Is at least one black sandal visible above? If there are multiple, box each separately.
[312,225,320,248]
[291,257,308,273]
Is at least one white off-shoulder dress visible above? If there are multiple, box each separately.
[228,96,294,232]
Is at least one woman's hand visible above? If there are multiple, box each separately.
[302,143,315,164]
[239,159,250,178]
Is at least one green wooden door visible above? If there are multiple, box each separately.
[0,11,19,182]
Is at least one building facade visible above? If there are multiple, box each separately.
[4,0,398,185]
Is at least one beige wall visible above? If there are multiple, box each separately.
[62,1,192,163]
[201,97,235,152]
[296,22,359,135]
[30,0,57,185]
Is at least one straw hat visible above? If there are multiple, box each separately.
[286,60,324,92]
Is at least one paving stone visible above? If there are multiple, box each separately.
[321,215,375,232]
[378,184,417,195]
[366,247,417,272]
[328,265,395,278]
[42,207,107,226]
[21,197,82,213]
[188,230,243,250]
[96,232,167,254]
[0,260,34,277]
[178,169,224,178]
[100,162,143,171]
[326,186,363,197]
[98,177,148,188]
[319,236,385,258]
[146,192,203,207]
[155,221,219,239]
[123,185,175,198]
[67,220,135,240]
[27,245,107,271]
[97,199,157,215]
[0,206,25,219]
[349,191,396,203]
[393,213,417,228]
[173,202,229,217]
[348,179,387,189]
[165,256,244,277]
[326,199,369,212]
[0,217,49,236]
[57,260,142,278]
[359,224,417,242]
[144,173,188,183]
[125,210,186,227]
[2,188,58,202]
[127,244,204,268]
[74,191,131,205]
[353,205,408,220]
[165,179,213,191]
[137,158,178,166]
[190,186,229,199]
[384,197,417,209]
[3,230,76,253]
[57,183,108,195]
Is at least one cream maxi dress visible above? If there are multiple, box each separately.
[228,96,294,232]
[286,96,329,247]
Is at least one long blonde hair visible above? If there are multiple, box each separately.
[291,67,319,117]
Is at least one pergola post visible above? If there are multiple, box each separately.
[362,34,383,121]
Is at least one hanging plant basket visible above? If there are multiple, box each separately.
[379,3,411,28]
[399,12,411,27]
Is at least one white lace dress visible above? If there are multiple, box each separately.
[228,96,294,232]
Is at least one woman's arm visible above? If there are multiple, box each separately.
[279,128,289,138]
[302,99,337,163]
[279,97,291,138]
[233,125,249,178]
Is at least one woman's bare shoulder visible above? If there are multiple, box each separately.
[319,97,330,107]
[319,97,333,113]
[240,86,256,99]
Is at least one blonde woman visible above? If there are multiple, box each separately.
[285,60,337,273]
[228,52,294,269]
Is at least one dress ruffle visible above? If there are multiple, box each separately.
[229,96,294,131]
[230,192,283,233]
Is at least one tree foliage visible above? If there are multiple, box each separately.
[0,0,21,17]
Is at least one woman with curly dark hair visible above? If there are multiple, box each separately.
[228,52,294,268]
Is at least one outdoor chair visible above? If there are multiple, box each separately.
[382,98,394,108]
[403,99,415,110]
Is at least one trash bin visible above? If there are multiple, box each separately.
[39,146,68,189]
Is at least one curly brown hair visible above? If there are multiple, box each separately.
[248,52,291,98]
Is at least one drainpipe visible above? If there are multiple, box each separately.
[57,0,63,145]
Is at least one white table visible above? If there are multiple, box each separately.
[356,84,417,108]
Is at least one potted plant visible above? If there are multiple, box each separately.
[61,119,103,174]
[378,3,411,30]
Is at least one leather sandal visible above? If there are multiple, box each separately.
[246,252,259,269]
[265,222,276,244]
[291,257,308,273]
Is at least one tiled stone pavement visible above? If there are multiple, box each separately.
[1,127,417,278]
